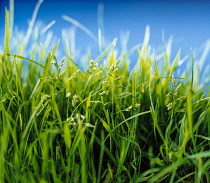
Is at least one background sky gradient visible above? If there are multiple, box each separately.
[1,0,210,67]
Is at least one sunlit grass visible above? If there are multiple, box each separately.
[0,1,210,182]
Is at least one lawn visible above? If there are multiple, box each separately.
[0,1,210,183]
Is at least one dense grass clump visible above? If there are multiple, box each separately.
[0,3,210,183]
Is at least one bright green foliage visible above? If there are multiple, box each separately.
[0,3,210,183]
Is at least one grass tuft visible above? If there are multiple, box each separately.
[0,2,210,183]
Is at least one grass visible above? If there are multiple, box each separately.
[0,1,210,182]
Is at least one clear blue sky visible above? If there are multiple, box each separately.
[1,0,210,62]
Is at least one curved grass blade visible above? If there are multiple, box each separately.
[62,15,97,42]
[6,54,45,68]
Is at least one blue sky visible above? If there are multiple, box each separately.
[1,0,210,63]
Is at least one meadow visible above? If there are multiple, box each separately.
[0,1,210,182]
